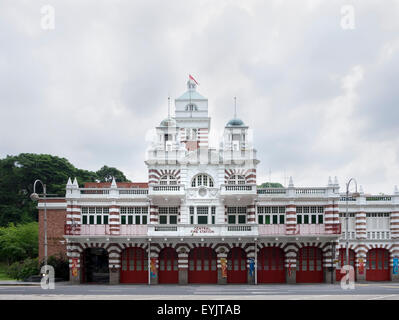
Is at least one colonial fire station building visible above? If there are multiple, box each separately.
[38,79,399,284]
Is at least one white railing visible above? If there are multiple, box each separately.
[295,188,326,195]
[221,184,256,195]
[80,188,110,195]
[227,225,252,232]
[224,185,253,191]
[152,185,181,191]
[257,188,286,195]
[119,188,148,195]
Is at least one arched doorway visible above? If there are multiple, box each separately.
[120,247,148,283]
[257,247,285,283]
[188,247,217,283]
[82,248,109,283]
[227,247,247,283]
[159,247,178,284]
[366,248,390,281]
[296,246,323,283]
[336,248,356,281]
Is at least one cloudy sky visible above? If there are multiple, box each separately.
[1,0,399,194]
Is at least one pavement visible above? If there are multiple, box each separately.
[1,282,399,299]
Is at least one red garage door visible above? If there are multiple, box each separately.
[159,247,178,284]
[366,249,390,281]
[120,247,148,283]
[336,248,356,281]
[257,247,285,283]
[188,247,217,284]
[296,247,323,283]
[227,247,247,283]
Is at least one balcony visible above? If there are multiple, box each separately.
[148,224,258,237]
[295,188,327,197]
[65,224,148,236]
[257,188,287,195]
[148,184,185,205]
[220,184,257,204]
[258,224,341,236]
[76,188,148,200]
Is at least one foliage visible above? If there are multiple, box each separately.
[0,222,38,264]
[96,165,129,182]
[0,153,129,226]
[257,182,284,188]
[6,258,39,280]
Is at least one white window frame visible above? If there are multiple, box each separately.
[228,174,246,185]
[159,174,177,185]
[191,174,214,187]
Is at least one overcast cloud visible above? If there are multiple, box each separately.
[1,0,399,194]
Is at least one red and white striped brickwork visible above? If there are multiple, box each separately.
[109,205,120,235]
[390,210,399,239]
[355,210,367,240]
[391,210,399,264]
[66,202,81,233]
[285,204,297,234]
[198,128,208,148]
[282,244,297,270]
[324,202,340,233]
[150,205,159,223]
[148,169,181,185]
[224,168,256,184]
[247,204,256,223]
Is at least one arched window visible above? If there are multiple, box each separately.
[159,174,177,185]
[228,175,246,185]
[185,103,198,111]
[191,174,214,188]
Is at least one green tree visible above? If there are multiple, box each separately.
[0,222,38,265]
[0,153,129,226]
[96,165,129,182]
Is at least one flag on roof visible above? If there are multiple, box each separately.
[189,74,199,85]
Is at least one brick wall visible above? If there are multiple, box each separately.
[38,199,67,263]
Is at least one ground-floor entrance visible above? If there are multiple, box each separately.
[158,247,179,284]
[366,248,390,281]
[227,247,247,283]
[296,247,323,283]
[82,248,109,283]
[188,247,217,283]
[257,247,285,283]
[120,247,148,284]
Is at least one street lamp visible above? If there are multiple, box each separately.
[345,178,358,275]
[30,180,47,268]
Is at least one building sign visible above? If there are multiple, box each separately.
[393,257,398,275]
[190,226,215,234]
[249,258,255,277]
[150,258,157,278]
[220,258,227,278]
[71,258,78,277]
[358,258,364,275]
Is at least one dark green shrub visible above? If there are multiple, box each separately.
[6,258,39,280]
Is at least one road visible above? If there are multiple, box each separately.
[1,282,399,299]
